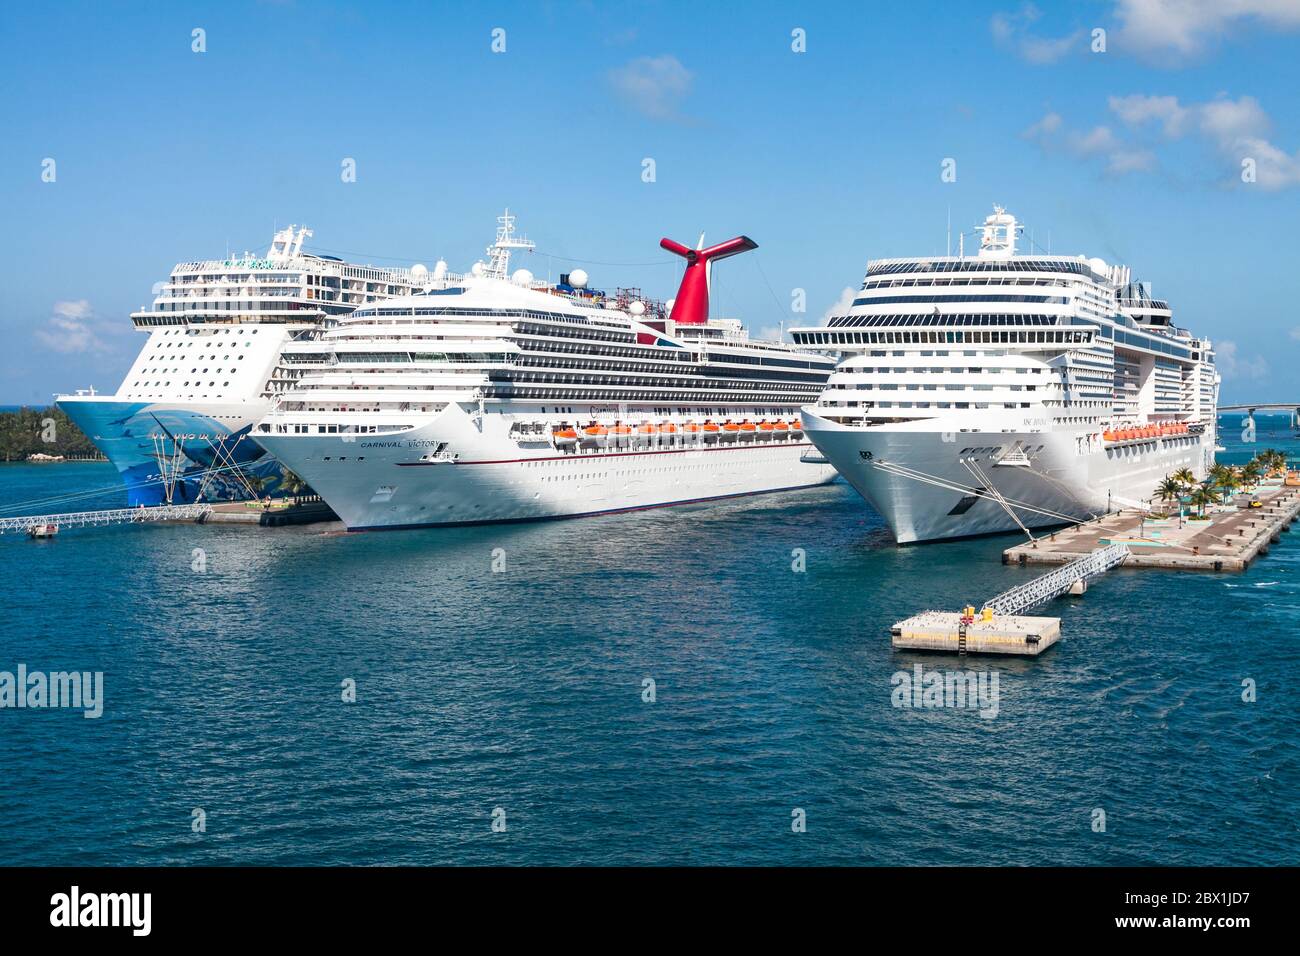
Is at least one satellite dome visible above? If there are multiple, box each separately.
[432,260,448,280]
[629,300,646,315]
[1089,257,1108,276]
[471,261,485,276]
[512,268,534,286]
[568,268,589,289]
[411,263,428,277]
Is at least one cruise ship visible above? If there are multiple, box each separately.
[251,213,837,529]
[57,227,430,505]
[792,207,1219,543]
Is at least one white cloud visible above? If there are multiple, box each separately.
[1031,93,1300,189]
[1114,0,1300,58]
[1107,148,1158,173]
[1108,94,1192,137]
[34,300,116,354]
[823,287,857,320]
[1198,94,1270,141]
[1192,95,1300,190]
[1024,113,1157,176]
[1068,125,1120,155]
[991,5,1083,64]
[1023,111,1063,141]
[608,55,693,121]
[1215,340,1269,381]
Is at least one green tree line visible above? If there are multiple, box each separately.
[0,406,103,461]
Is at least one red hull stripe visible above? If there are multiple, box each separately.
[396,441,816,467]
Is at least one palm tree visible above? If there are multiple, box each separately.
[1206,463,1234,503]
[1190,484,1217,518]
[1173,467,1196,491]
[1240,461,1263,489]
[279,468,310,499]
[1155,476,1183,512]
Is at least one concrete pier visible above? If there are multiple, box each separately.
[187,500,339,527]
[891,611,1062,656]
[1004,484,1300,572]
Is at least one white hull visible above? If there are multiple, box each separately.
[803,411,1214,543]
[256,403,837,530]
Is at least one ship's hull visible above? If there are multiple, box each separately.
[57,396,282,505]
[802,410,1214,543]
[254,403,838,530]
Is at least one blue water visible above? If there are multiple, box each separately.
[1,417,1296,865]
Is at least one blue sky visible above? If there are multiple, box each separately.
[2,0,1299,403]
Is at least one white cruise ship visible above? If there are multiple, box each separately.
[792,207,1219,543]
[251,213,837,529]
[57,227,430,505]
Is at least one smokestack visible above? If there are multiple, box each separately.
[659,235,758,325]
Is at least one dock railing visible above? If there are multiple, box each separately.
[983,542,1130,615]
[0,504,213,535]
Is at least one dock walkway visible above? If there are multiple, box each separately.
[1004,483,1300,571]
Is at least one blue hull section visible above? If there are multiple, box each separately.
[57,398,290,506]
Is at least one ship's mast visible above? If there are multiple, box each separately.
[483,209,535,279]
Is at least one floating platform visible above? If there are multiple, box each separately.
[1004,485,1300,572]
[891,611,1062,656]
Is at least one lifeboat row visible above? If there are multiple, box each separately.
[552,420,803,449]
[1103,422,1192,443]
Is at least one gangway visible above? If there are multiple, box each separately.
[981,542,1130,615]
[0,503,214,536]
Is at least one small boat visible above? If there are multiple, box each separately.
[789,419,803,437]
[702,421,721,441]
[756,421,776,440]
[27,523,59,540]
[738,421,757,441]
[658,422,678,438]
[720,422,740,442]
[552,426,578,448]
[773,421,790,439]
[581,424,609,447]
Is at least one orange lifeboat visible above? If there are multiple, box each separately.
[636,422,658,437]
[756,420,777,440]
[658,421,678,437]
[1103,430,1115,442]
[609,424,633,446]
[773,420,790,439]
[582,424,609,447]
[738,421,757,441]
[720,421,741,442]
[552,426,578,448]
[790,419,804,437]
[681,421,701,441]
[702,421,721,441]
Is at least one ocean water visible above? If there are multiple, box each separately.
[1,416,1296,866]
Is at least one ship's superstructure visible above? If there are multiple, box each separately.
[251,213,837,529]
[57,227,429,504]
[793,207,1219,542]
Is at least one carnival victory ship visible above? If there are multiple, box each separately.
[57,227,430,505]
[252,212,837,529]
[793,207,1219,543]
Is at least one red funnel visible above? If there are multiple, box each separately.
[659,235,757,325]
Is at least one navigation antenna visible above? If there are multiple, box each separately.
[483,209,535,279]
